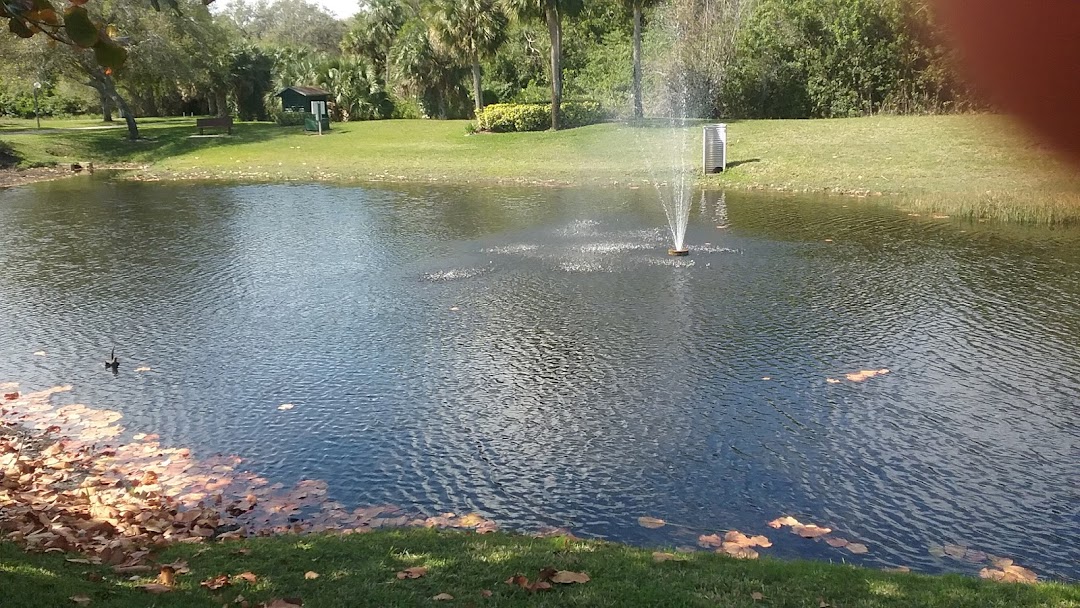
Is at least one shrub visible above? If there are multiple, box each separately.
[475,101,609,133]
[271,109,306,126]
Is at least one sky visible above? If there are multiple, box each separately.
[213,0,359,20]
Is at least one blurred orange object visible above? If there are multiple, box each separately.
[935,0,1080,163]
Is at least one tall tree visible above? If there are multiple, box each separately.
[429,0,508,112]
[223,0,347,55]
[501,0,582,129]
[624,0,659,118]
[342,0,408,84]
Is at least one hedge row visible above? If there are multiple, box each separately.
[475,101,609,132]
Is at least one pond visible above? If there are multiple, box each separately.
[0,176,1077,581]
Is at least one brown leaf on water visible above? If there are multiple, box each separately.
[432,593,454,600]
[397,566,427,580]
[792,524,831,538]
[943,544,967,560]
[137,583,173,594]
[825,537,849,548]
[200,574,231,590]
[235,571,258,584]
[751,591,765,601]
[846,543,869,554]
[70,596,91,605]
[844,369,889,382]
[637,516,666,529]
[304,571,319,580]
[697,533,724,548]
[767,516,801,529]
[719,544,759,559]
[980,564,1038,584]
[550,570,590,584]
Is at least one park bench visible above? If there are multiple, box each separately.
[196,116,233,135]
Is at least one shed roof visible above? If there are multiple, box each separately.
[275,86,330,98]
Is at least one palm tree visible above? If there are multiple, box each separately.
[342,0,408,85]
[625,0,661,119]
[429,0,508,113]
[501,0,582,130]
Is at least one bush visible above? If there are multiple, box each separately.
[475,101,609,133]
[271,109,305,126]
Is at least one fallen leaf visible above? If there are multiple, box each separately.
[846,543,869,554]
[66,558,94,564]
[697,533,724,548]
[397,566,427,580]
[480,589,492,597]
[637,516,666,529]
[137,583,173,594]
[943,544,967,559]
[235,571,258,583]
[719,544,759,559]
[70,596,92,605]
[277,403,295,411]
[819,599,830,608]
[751,591,765,601]
[3,392,19,400]
[651,551,686,562]
[304,571,319,580]
[433,593,454,600]
[550,570,590,584]
[825,537,849,548]
[767,516,801,529]
[201,574,231,590]
[792,524,832,538]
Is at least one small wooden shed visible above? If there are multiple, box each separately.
[275,86,331,131]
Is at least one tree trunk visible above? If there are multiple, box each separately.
[471,54,483,113]
[216,90,229,117]
[545,0,562,130]
[208,92,217,116]
[632,1,643,119]
[99,88,114,122]
[102,77,138,140]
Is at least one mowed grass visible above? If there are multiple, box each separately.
[2,530,1078,608]
[3,114,1079,222]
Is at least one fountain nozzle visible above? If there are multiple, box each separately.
[668,248,689,256]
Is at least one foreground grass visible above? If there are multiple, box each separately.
[1,530,1076,608]
[2,114,1079,222]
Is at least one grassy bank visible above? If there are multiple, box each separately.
[2,115,1078,222]
[3,530,1077,608]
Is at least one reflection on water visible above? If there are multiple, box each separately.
[0,177,1077,580]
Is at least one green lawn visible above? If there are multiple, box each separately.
[2,530,1077,608]
[2,114,1079,222]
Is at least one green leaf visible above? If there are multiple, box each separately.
[8,17,34,38]
[63,6,97,47]
[92,37,127,70]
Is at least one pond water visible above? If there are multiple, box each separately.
[0,177,1077,580]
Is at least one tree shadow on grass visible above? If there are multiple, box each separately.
[34,119,301,166]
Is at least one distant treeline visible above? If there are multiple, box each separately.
[0,0,979,126]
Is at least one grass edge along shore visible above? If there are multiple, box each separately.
[2,114,1079,225]
[3,529,1079,608]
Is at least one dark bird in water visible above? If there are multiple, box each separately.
[104,348,119,371]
